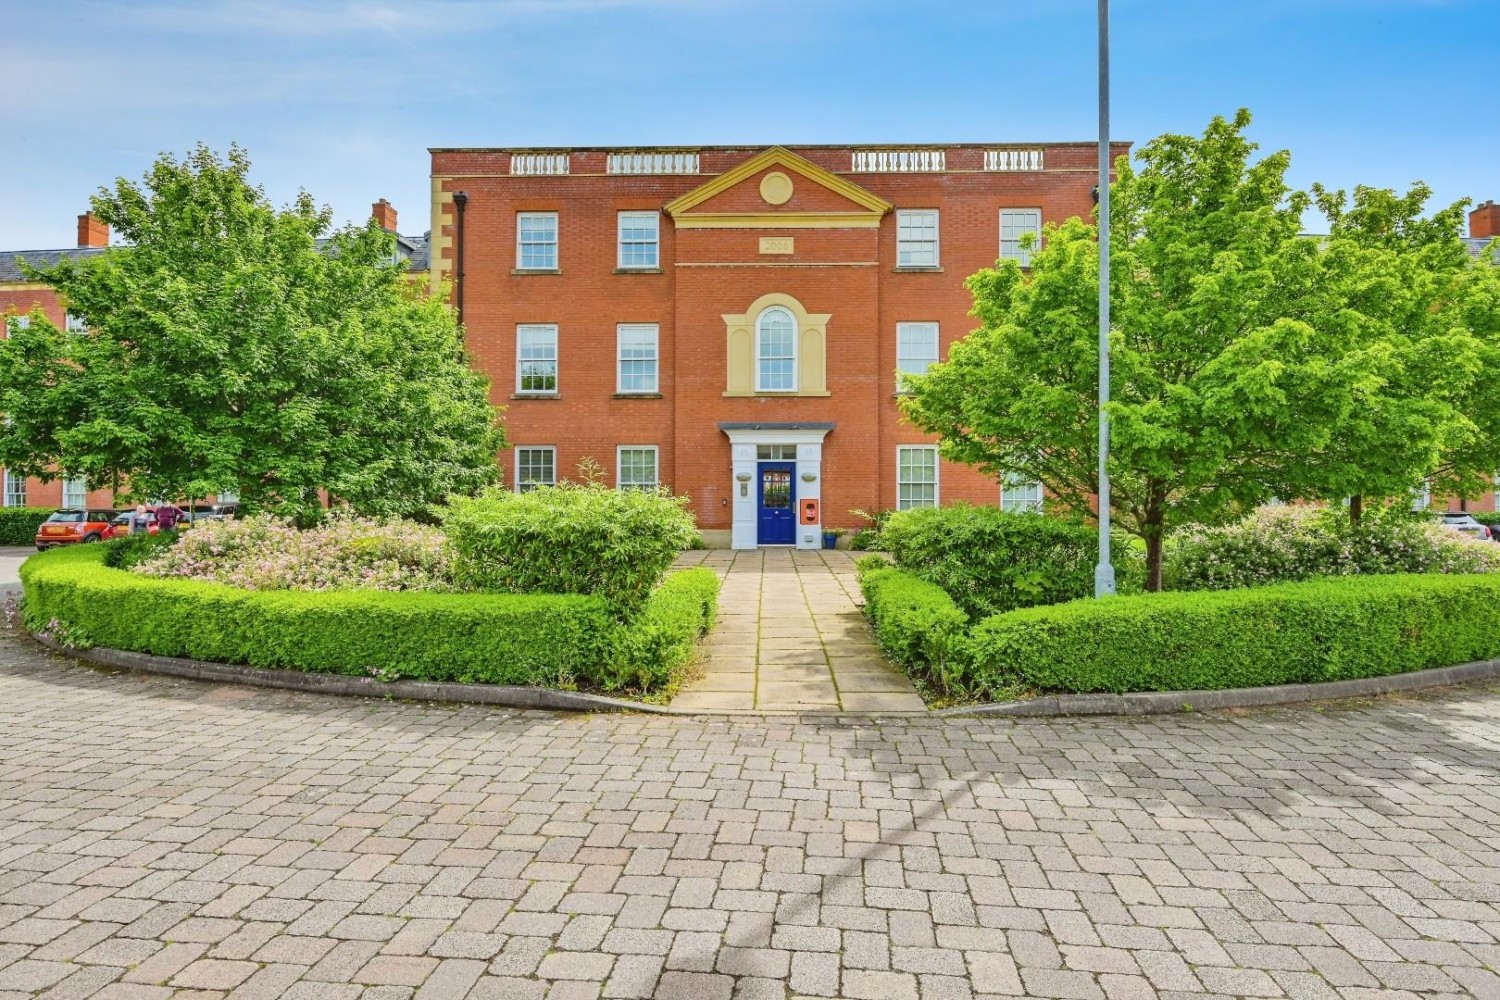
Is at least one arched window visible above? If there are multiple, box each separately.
[756,306,797,391]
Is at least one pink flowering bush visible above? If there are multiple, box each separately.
[1165,505,1500,591]
[134,513,451,591]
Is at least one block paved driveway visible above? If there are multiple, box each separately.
[671,549,924,713]
[3,632,1500,999]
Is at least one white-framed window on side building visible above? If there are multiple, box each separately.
[1001,474,1044,513]
[515,447,556,492]
[6,313,30,333]
[3,470,25,508]
[516,212,559,270]
[617,446,659,491]
[65,312,88,334]
[517,324,558,394]
[756,306,797,392]
[896,209,940,267]
[617,324,659,393]
[999,208,1042,266]
[896,322,939,391]
[617,212,660,269]
[897,446,938,510]
[63,476,87,509]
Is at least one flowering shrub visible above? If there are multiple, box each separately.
[1164,505,1500,591]
[134,514,451,591]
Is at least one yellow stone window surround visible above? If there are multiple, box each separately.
[723,292,830,397]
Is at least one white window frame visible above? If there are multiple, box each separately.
[516,324,559,395]
[896,446,939,511]
[516,211,559,270]
[515,446,557,492]
[896,209,940,268]
[7,314,30,332]
[62,476,87,509]
[755,306,798,393]
[2,470,26,508]
[616,211,660,269]
[896,322,939,391]
[1001,474,1044,514]
[65,312,87,334]
[1000,208,1043,266]
[616,446,659,491]
[616,324,659,394]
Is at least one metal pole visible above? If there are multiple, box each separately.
[1094,0,1116,598]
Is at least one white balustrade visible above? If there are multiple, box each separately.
[607,152,699,175]
[851,149,946,172]
[984,148,1045,171]
[510,153,571,176]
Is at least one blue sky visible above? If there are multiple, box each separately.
[2,0,1495,248]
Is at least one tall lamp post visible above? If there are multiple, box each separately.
[1094,0,1117,598]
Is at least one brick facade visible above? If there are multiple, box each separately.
[430,142,1134,546]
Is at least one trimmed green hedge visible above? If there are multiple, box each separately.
[857,556,967,692]
[0,507,53,546]
[858,560,1500,702]
[610,567,719,689]
[880,504,1133,618]
[21,545,719,693]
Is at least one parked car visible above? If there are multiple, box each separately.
[204,501,240,521]
[108,511,159,537]
[34,509,119,550]
[1439,512,1492,541]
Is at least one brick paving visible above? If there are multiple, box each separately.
[671,549,924,713]
[3,630,1500,999]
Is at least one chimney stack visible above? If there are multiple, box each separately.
[77,212,109,248]
[372,199,398,232]
[1472,200,1500,241]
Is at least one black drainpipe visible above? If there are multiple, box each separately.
[452,191,469,335]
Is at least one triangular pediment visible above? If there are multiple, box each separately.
[664,147,891,229]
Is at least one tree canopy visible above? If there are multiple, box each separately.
[900,110,1500,590]
[0,144,504,519]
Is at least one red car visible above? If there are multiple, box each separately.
[35,508,120,550]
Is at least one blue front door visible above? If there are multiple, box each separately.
[757,462,796,545]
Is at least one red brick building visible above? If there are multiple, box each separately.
[428,143,1130,547]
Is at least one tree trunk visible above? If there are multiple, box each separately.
[1144,532,1164,592]
[1349,494,1363,525]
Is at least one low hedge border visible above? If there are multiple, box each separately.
[0,507,53,546]
[858,559,1500,704]
[21,545,719,695]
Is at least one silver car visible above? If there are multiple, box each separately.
[1439,512,1492,540]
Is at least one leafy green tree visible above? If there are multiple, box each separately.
[902,111,1392,590]
[0,144,503,519]
[1292,183,1499,518]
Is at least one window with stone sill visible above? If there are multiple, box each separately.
[516,212,559,270]
[1001,474,1043,513]
[517,324,559,394]
[617,446,659,491]
[617,212,660,269]
[756,307,797,392]
[897,209,940,268]
[896,322,939,391]
[617,324,658,393]
[897,446,938,510]
[516,447,556,492]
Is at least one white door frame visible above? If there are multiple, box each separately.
[720,422,833,550]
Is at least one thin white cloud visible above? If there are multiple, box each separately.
[91,0,739,38]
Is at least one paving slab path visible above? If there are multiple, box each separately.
[3,629,1500,999]
[671,548,925,713]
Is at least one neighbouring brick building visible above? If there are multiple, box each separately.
[0,203,428,513]
[427,142,1131,547]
